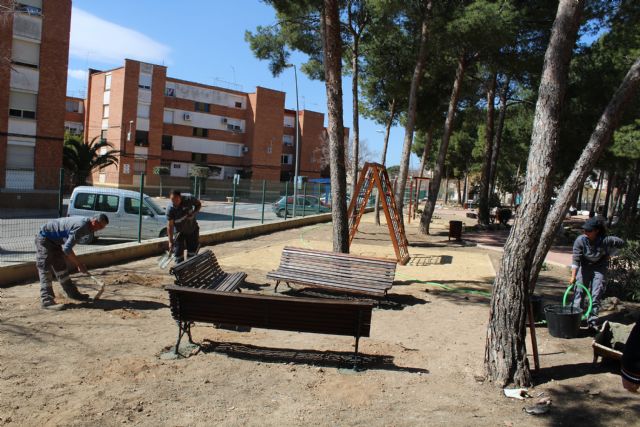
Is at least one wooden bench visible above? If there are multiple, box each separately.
[167,285,373,368]
[266,246,396,297]
[169,249,246,292]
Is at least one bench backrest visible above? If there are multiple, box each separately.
[279,246,396,283]
[169,250,226,288]
[167,285,373,338]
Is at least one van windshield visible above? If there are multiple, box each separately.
[145,197,165,216]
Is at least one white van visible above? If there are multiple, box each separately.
[68,186,167,242]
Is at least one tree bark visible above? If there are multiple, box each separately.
[374,99,396,226]
[419,54,467,234]
[457,179,462,206]
[395,0,432,217]
[621,161,640,224]
[528,56,640,294]
[577,183,584,210]
[322,0,349,253]
[602,171,614,220]
[485,0,584,387]
[590,171,603,214]
[415,126,434,206]
[350,37,360,194]
[490,77,511,196]
[478,72,498,225]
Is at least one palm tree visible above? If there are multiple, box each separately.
[63,133,119,186]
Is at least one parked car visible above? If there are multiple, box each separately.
[68,186,167,242]
[272,195,330,217]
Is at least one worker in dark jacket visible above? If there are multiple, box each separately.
[166,190,201,263]
[570,217,625,328]
[622,320,640,393]
[36,215,109,310]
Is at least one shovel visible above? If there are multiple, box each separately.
[158,251,176,269]
[88,274,106,301]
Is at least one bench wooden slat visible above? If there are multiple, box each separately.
[169,249,245,293]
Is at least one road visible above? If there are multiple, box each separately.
[0,199,315,265]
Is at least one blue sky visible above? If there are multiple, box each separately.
[66,0,419,168]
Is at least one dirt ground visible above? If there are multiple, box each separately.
[1,210,639,426]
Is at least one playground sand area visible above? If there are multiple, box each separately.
[1,211,638,426]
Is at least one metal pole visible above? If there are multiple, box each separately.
[231,178,237,229]
[292,64,300,218]
[302,182,307,217]
[284,181,289,220]
[317,183,321,214]
[58,168,64,217]
[260,179,266,224]
[137,173,145,243]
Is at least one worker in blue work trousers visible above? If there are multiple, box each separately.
[166,190,202,264]
[570,217,625,329]
[36,214,109,310]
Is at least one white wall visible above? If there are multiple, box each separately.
[10,66,39,92]
[172,136,243,157]
[166,81,246,109]
[171,109,245,132]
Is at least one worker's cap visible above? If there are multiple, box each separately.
[582,217,602,232]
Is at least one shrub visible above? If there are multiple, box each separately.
[606,240,640,302]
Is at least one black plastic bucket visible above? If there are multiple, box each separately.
[545,304,583,338]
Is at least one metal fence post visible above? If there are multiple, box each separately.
[284,181,289,220]
[138,173,145,243]
[317,183,321,214]
[58,168,64,218]
[260,179,266,224]
[231,178,237,229]
[302,182,307,217]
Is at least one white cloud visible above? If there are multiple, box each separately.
[70,7,171,65]
[68,68,88,81]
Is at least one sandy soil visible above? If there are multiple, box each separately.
[1,210,639,426]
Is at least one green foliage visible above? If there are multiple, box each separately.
[189,165,211,179]
[611,119,640,160]
[63,133,118,186]
[153,166,170,176]
[606,240,640,302]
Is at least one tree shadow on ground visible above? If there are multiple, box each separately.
[239,280,271,292]
[278,288,428,311]
[408,240,475,248]
[540,382,640,426]
[65,299,167,311]
[534,360,618,386]
[198,339,430,373]
[408,254,453,266]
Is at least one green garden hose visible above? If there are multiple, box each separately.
[562,282,593,320]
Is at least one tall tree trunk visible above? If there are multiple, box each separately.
[590,171,603,214]
[577,183,584,210]
[444,169,450,204]
[485,0,584,387]
[374,99,396,226]
[490,76,511,196]
[322,0,349,253]
[528,56,640,295]
[457,179,462,206]
[395,0,432,217]
[419,54,467,234]
[478,72,498,225]
[463,173,469,205]
[621,161,640,224]
[351,37,360,194]
[415,126,434,207]
[602,171,614,220]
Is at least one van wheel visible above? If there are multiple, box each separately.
[276,209,285,218]
[159,228,167,238]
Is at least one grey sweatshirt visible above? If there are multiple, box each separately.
[39,216,92,255]
[571,234,625,271]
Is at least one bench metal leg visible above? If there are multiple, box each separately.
[274,280,280,292]
[353,336,360,371]
[175,321,193,355]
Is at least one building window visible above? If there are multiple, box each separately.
[227,124,242,132]
[235,101,242,108]
[65,100,79,113]
[137,103,150,119]
[105,73,112,90]
[163,109,174,123]
[5,141,35,190]
[192,153,207,163]
[195,102,210,112]
[8,91,37,119]
[162,135,173,150]
[100,129,107,142]
[11,38,39,68]
[165,87,175,97]
[283,135,294,146]
[102,104,110,118]
[138,73,152,90]
[135,130,149,147]
[16,2,42,15]
[281,154,292,165]
[193,127,208,138]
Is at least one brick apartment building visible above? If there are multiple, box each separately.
[83,59,339,190]
[0,0,72,207]
[64,96,84,135]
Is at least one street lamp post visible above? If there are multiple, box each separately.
[286,64,301,218]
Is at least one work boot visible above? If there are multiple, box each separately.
[41,300,65,311]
